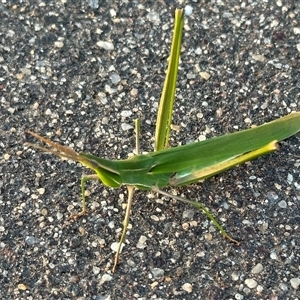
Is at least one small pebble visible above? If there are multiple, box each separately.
[110,73,121,84]
[257,285,263,293]
[252,54,265,62]
[244,278,258,289]
[287,173,293,184]
[54,41,64,48]
[96,41,114,50]
[199,71,211,80]
[130,88,138,97]
[290,278,300,289]
[88,0,99,9]
[121,123,133,131]
[244,117,252,124]
[147,11,160,24]
[136,235,147,249]
[127,259,136,267]
[120,110,132,118]
[150,215,159,222]
[4,154,10,160]
[270,251,278,259]
[111,242,124,253]
[278,200,287,208]
[93,266,101,275]
[41,208,48,216]
[182,209,194,219]
[151,268,164,279]
[231,272,240,281]
[251,263,263,274]
[182,222,189,230]
[293,27,300,34]
[280,282,288,291]
[184,5,193,16]
[100,274,113,285]
[24,236,39,246]
[108,221,115,229]
[56,212,63,220]
[204,233,213,242]
[37,188,45,195]
[182,282,192,293]
[17,284,27,291]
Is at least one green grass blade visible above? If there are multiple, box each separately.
[154,8,184,151]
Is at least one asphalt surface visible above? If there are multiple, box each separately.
[1,1,300,299]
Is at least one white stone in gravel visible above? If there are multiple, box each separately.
[297,44,300,53]
[231,271,240,281]
[270,19,279,27]
[101,117,108,125]
[104,84,116,94]
[110,73,121,84]
[195,48,202,55]
[182,283,192,293]
[287,173,293,184]
[150,215,159,222]
[97,92,107,104]
[199,71,211,80]
[279,282,288,292]
[136,235,147,249]
[120,110,132,118]
[244,117,252,124]
[96,41,114,50]
[108,221,114,229]
[130,88,138,97]
[184,5,193,16]
[37,188,45,195]
[121,123,133,131]
[127,259,136,267]
[88,0,99,9]
[278,200,287,208]
[244,278,258,289]
[251,263,263,274]
[151,268,164,279]
[93,266,100,275]
[252,54,265,62]
[182,209,194,219]
[45,108,52,115]
[293,27,300,34]
[56,212,63,220]
[111,242,124,253]
[54,41,64,48]
[110,8,116,17]
[147,11,160,24]
[204,233,213,242]
[257,285,263,292]
[100,274,113,284]
[270,251,278,259]
[290,277,300,289]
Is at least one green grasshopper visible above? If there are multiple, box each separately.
[25,9,300,272]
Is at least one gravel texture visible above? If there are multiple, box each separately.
[1,1,300,299]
